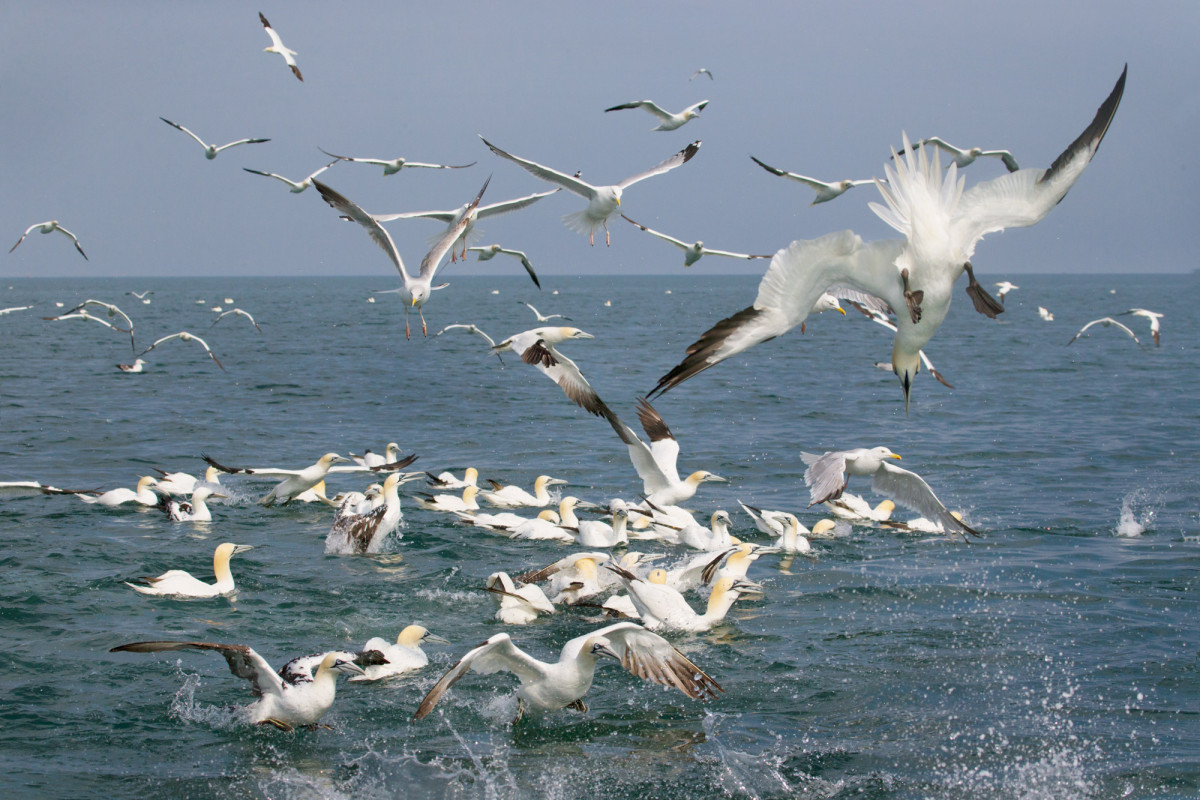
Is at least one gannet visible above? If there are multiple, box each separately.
[773,514,813,554]
[42,310,127,340]
[517,302,569,322]
[425,467,479,490]
[326,472,405,554]
[1119,308,1163,346]
[481,136,701,246]
[604,99,708,131]
[413,622,721,721]
[824,492,896,523]
[110,641,365,730]
[139,331,224,371]
[994,281,1020,304]
[318,146,475,175]
[673,510,735,551]
[1038,306,1055,321]
[0,305,34,316]
[749,156,878,205]
[371,188,558,263]
[568,501,629,548]
[492,327,602,412]
[413,484,480,512]
[153,465,221,496]
[737,500,793,536]
[690,68,714,81]
[479,475,567,509]
[158,485,226,522]
[703,543,779,585]
[9,220,87,260]
[256,453,350,506]
[208,308,263,335]
[607,564,760,632]
[351,626,450,681]
[159,117,270,159]
[58,300,135,350]
[900,136,1020,172]
[802,447,979,539]
[244,160,336,194]
[621,214,770,266]
[125,542,252,597]
[498,508,574,542]
[78,476,159,507]
[0,481,98,499]
[1066,317,1142,347]
[349,443,402,469]
[882,511,966,535]
[314,177,489,339]
[259,12,302,81]
[650,66,1127,409]
[456,245,543,286]
[518,550,610,605]
[486,572,556,625]
[127,290,153,302]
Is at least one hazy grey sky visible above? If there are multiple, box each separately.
[2,1,1196,279]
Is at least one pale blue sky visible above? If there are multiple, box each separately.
[2,1,1196,278]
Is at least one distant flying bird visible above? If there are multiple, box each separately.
[42,310,128,341]
[994,281,1019,304]
[0,305,34,315]
[435,324,502,362]
[690,68,714,81]
[259,12,302,81]
[749,156,877,205]
[604,99,709,131]
[10,221,88,260]
[127,290,153,303]
[314,177,489,339]
[621,214,770,266]
[211,308,262,332]
[139,331,225,370]
[1066,317,1142,347]
[318,147,476,176]
[518,302,569,322]
[481,136,701,246]
[467,245,540,288]
[898,136,1019,172]
[1119,308,1163,346]
[60,299,136,351]
[160,117,270,160]
[243,160,337,193]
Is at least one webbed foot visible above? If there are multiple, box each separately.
[963,262,1005,319]
[568,698,588,713]
[259,718,294,732]
[900,268,923,324]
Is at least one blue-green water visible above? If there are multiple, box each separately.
[1,274,1196,799]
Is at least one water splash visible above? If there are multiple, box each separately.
[1114,489,1158,537]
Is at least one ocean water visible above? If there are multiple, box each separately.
[0,273,1196,799]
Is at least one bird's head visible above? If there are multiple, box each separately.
[892,346,922,415]
[410,287,428,307]
[320,453,349,466]
[588,638,622,663]
[647,568,669,585]
[321,652,367,678]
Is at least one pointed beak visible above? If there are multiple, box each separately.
[890,453,902,460]
[836,307,846,315]
[423,633,451,645]
[733,580,765,595]
[593,643,622,663]
[707,474,727,483]
[232,544,255,554]
[334,659,367,676]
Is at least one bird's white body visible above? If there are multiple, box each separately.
[414,484,480,512]
[480,475,566,508]
[487,572,556,625]
[674,510,734,551]
[163,485,224,522]
[572,503,629,548]
[259,453,349,506]
[351,626,448,681]
[611,568,757,632]
[605,99,708,131]
[80,476,159,507]
[125,543,253,598]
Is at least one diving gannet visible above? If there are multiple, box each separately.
[846,300,955,388]
[259,12,302,81]
[621,215,770,266]
[10,220,87,260]
[749,156,878,205]
[125,542,252,597]
[604,99,708,131]
[351,626,449,681]
[486,572,556,625]
[159,117,269,159]
[349,443,402,469]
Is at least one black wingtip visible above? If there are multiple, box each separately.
[1042,64,1127,183]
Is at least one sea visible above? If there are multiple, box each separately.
[0,273,1196,800]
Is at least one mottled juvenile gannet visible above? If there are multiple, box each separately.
[481,136,701,246]
[79,476,159,507]
[259,12,303,81]
[158,485,226,522]
[1066,317,1142,347]
[10,220,87,259]
[413,622,721,721]
[125,542,252,598]
[319,146,476,176]
[110,641,364,730]
[604,99,708,131]
[351,626,449,681]
[486,572,556,625]
[326,472,405,554]
[159,117,270,159]
[621,214,770,266]
[117,358,146,373]
[607,564,760,632]
[802,447,978,539]
[1118,308,1163,346]
[479,475,567,509]
[749,156,878,205]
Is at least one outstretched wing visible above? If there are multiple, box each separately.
[617,141,701,189]
[872,462,979,538]
[588,622,722,700]
[801,450,849,506]
[480,137,598,200]
[110,640,284,697]
[417,177,490,282]
[314,179,410,281]
[413,634,546,719]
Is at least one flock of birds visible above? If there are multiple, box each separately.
[4,12,1155,733]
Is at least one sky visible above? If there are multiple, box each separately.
[2,1,1197,279]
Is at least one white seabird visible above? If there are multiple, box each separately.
[254,453,351,506]
[517,550,611,604]
[1038,306,1055,321]
[486,572,556,625]
[900,136,1020,172]
[621,214,770,266]
[0,305,35,316]
[480,136,701,246]
[79,476,159,507]
[313,177,489,339]
[690,68,714,81]
[349,443,402,469]
[160,117,270,159]
[117,358,146,373]
[465,245,541,287]
[413,622,721,721]
[318,146,475,176]
[110,641,364,730]
[413,484,480,513]
[1066,317,1142,347]
[259,12,303,81]
[0,481,98,499]
[994,281,1020,304]
[650,66,1127,410]
[1118,308,1163,346]
[435,325,501,361]
[326,472,405,554]
[153,465,222,496]
[425,467,479,490]
[847,300,955,389]
[498,508,574,542]
[517,302,570,322]
[749,156,878,205]
[157,485,226,522]
[125,542,252,598]
[604,99,708,131]
[10,220,87,260]
[244,160,336,193]
[211,307,262,333]
[607,564,760,632]
[492,326,601,411]
[56,299,136,350]
[824,492,896,524]
[802,447,979,539]
[568,501,630,548]
[351,626,450,681]
[479,475,568,509]
[139,331,225,371]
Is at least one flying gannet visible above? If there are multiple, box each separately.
[243,160,336,193]
[621,215,770,266]
[110,641,365,730]
[59,299,136,350]
[994,281,1020,304]
[899,136,1020,172]
[690,68,714,81]
[802,447,979,539]
[749,156,878,205]
[413,622,721,722]
[517,302,569,322]
[1066,317,1142,347]
[314,177,489,339]
[259,12,303,81]
[480,136,701,246]
[1118,308,1163,346]
[160,117,270,159]
[649,66,1127,411]
[425,467,479,490]
[211,307,262,333]
[139,331,225,370]
[465,245,540,287]
[604,99,708,131]
[10,220,87,260]
[351,626,449,681]
[486,572,556,625]
[318,146,475,176]
[125,542,252,598]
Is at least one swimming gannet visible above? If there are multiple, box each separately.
[425,467,479,490]
[673,510,735,551]
[413,484,480,512]
[210,307,262,332]
[749,156,879,205]
[604,99,708,131]
[486,572,556,625]
[606,564,761,632]
[737,500,792,536]
[318,146,476,176]
[568,501,630,548]
[259,12,303,81]
[125,542,252,598]
[79,476,159,507]
[773,514,813,554]
[157,485,226,522]
[152,466,221,496]
[314,177,489,339]
[351,626,450,681]
[702,543,780,586]
[823,493,896,523]
[499,508,574,542]
[650,66,1127,410]
[802,447,979,539]
[517,550,610,605]
[139,331,225,371]
[9,220,87,260]
[349,443,402,469]
[480,136,701,246]
[1066,317,1142,347]
[326,472,404,554]
[479,475,567,509]
[159,117,270,159]
[1118,308,1163,347]
[413,622,721,721]
[621,214,770,267]
[258,453,350,506]
[110,641,364,730]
